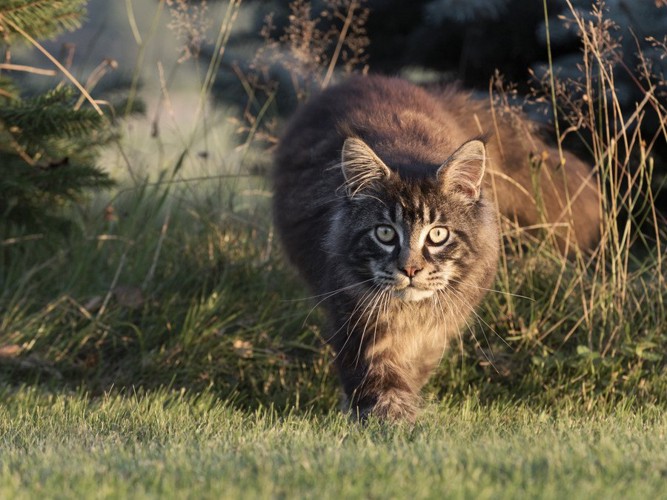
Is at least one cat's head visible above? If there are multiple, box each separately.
[327,137,499,303]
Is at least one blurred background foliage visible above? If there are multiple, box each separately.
[219,0,667,207]
[6,0,666,180]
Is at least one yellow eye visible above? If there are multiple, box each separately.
[427,227,450,245]
[375,225,396,244]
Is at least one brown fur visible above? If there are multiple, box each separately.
[430,84,600,252]
[273,75,599,421]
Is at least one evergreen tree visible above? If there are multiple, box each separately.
[0,0,114,232]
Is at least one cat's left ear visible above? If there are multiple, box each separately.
[437,139,486,201]
[341,138,391,197]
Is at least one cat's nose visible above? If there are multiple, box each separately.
[400,266,422,278]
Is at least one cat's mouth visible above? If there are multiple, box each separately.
[393,284,434,302]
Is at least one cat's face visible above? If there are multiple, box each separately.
[328,138,498,303]
[335,180,482,302]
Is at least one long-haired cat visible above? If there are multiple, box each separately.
[273,75,599,421]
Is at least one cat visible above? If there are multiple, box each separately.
[272,75,599,421]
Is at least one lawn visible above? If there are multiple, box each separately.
[2,388,666,499]
[1,1,667,498]
[1,162,665,498]
[0,99,665,498]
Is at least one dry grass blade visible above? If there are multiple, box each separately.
[0,63,56,76]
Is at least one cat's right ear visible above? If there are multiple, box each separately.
[341,138,391,198]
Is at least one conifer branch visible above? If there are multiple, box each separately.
[0,0,86,41]
[1,14,103,116]
[0,1,114,231]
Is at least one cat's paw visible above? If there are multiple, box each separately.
[354,390,421,423]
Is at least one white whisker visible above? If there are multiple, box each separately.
[447,286,513,354]
[447,276,535,301]
[329,284,380,349]
[354,286,387,367]
[300,278,377,327]
[286,277,377,304]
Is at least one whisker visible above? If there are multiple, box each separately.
[285,277,377,303]
[437,289,479,364]
[446,276,535,301]
[300,278,377,327]
[366,288,390,369]
[356,288,393,396]
[432,289,451,366]
[329,284,380,350]
[354,286,387,367]
[447,287,513,353]
[330,284,386,364]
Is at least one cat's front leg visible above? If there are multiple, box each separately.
[339,357,422,422]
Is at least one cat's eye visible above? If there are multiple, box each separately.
[375,225,397,244]
[427,226,450,245]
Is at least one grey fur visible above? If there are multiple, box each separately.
[273,75,599,421]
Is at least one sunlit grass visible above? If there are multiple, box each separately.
[1,1,666,497]
[1,388,666,499]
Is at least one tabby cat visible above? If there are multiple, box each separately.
[273,75,599,421]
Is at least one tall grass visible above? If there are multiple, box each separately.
[432,0,667,406]
[0,0,665,412]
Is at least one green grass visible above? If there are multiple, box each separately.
[1,1,667,497]
[2,177,664,410]
[0,176,338,410]
[1,387,666,499]
[0,177,665,498]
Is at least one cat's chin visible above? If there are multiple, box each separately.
[394,287,434,302]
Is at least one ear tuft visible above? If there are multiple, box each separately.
[341,138,391,197]
[437,140,486,201]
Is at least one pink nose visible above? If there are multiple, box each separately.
[400,266,422,278]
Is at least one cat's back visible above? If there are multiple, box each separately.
[274,75,466,181]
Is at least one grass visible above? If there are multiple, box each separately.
[2,387,666,499]
[2,171,664,410]
[0,175,337,409]
[1,0,666,498]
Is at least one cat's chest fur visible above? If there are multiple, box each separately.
[363,302,457,380]
[331,290,457,355]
